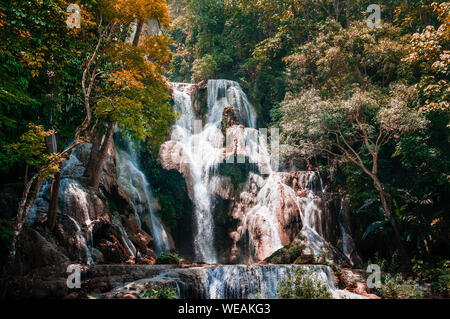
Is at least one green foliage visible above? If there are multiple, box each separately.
[4,124,55,170]
[140,150,193,245]
[412,258,450,297]
[377,274,423,299]
[215,160,259,190]
[139,286,178,299]
[155,252,180,265]
[265,242,305,264]
[402,2,450,113]
[366,250,410,274]
[276,3,448,262]
[168,0,450,265]
[276,267,332,299]
[192,54,217,82]
[362,220,389,241]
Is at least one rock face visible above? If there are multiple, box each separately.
[17,136,170,277]
[159,80,362,267]
[221,106,240,135]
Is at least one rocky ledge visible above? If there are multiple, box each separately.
[5,263,378,299]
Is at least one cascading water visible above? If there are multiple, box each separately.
[197,264,359,299]
[155,79,365,298]
[170,83,218,263]
[105,264,364,299]
[27,148,98,265]
[338,198,350,261]
[68,216,94,265]
[170,80,258,263]
[201,265,293,299]
[116,143,171,256]
[169,80,359,264]
[297,172,334,257]
[207,79,256,128]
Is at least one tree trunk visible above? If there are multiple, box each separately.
[47,171,61,231]
[84,122,115,191]
[373,177,409,264]
[344,0,351,28]
[24,164,28,185]
[133,20,144,46]
[1,176,44,297]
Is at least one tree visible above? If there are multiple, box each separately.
[402,1,449,113]
[280,85,428,263]
[1,0,174,295]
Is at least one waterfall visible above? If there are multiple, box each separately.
[68,216,94,265]
[207,79,256,128]
[338,198,350,261]
[169,80,260,263]
[116,143,171,256]
[196,264,363,299]
[168,80,360,265]
[110,264,364,299]
[201,265,292,299]
[303,172,323,232]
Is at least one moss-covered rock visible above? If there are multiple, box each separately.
[215,158,259,190]
[155,252,180,265]
[265,241,306,264]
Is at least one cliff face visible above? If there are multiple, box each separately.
[15,139,164,278]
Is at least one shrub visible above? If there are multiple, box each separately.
[276,268,332,299]
[377,274,423,299]
[192,54,217,82]
[139,286,178,299]
[412,259,450,297]
[155,252,180,265]
[215,160,259,190]
[265,243,305,264]
[432,273,450,297]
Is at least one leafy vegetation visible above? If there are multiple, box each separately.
[155,252,180,265]
[215,160,259,190]
[139,286,178,299]
[266,242,306,264]
[0,0,448,299]
[276,267,332,299]
[166,0,449,294]
[0,0,176,280]
[411,258,450,297]
[376,274,423,299]
[140,150,194,247]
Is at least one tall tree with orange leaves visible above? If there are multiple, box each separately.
[1,0,174,294]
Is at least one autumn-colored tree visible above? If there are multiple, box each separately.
[1,0,174,295]
[80,0,173,190]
